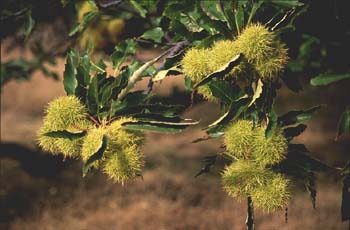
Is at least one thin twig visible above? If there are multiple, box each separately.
[246,196,255,230]
[146,40,189,93]
[117,49,172,101]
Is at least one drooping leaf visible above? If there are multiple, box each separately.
[283,124,307,140]
[278,105,321,126]
[44,130,86,140]
[141,27,164,43]
[281,72,303,92]
[153,66,181,82]
[194,54,242,88]
[195,155,217,177]
[82,135,108,176]
[336,108,350,140]
[310,73,350,86]
[341,174,350,221]
[206,96,250,134]
[306,172,317,209]
[283,144,329,173]
[248,79,263,107]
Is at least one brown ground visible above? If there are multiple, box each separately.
[1,44,349,230]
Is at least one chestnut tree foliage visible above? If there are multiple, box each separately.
[1,0,349,229]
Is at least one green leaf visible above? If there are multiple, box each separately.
[270,0,304,8]
[86,73,104,115]
[194,54,242,88]
[234,3,244,34]
[24,10,35,39]
[122,120,198,133]
[63,50,78,95]
[122,91,150,106]
[115,103,184,117]
[132,113,182,123]
[283,124,307,140]
[111,39,137,69]
[220,1,236,33]
[141,27,164,43]
[82,135,108,176]
[129,0,147,18]
[153,66,181,82]
[286,144,329,172]
[247,1,263,24]
[199,1,226,21]
[265,110,278,139]
[336,108,350,140]
[43,130,86,140]
[278,105,321,126]
[184,76,192,92]
[208,80,242,104]
[69,11,98,36]
[206,97,250,134]
[310,73,350,86]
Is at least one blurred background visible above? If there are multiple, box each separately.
[1,0,349,229]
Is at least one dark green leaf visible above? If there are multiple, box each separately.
[281,72,303,92]
[82,135,108,176]
[208,80,242,104]
[265,110,278,138]
[63,50,78,95]
[111,39,137,69]
[44,130,86,140]
[200,1,226,21]
[220,1,236,33]
[194,54,242,88]
[286,144,329,172]
[141,27,164,43]
[283,124,307,140]
[24,10,35,39]
[310,73,350,86]
[247,1,263,24]
[69,11,98,36]
[278,105,321,126]
[184,76,192,92]
[336,108,350,140]
[341,175,350,221]
[206,97,250,134]
[86,73,104,115]
[306,172,317,209]
[115,104,185,117]
[234,4,244,33]
[270,0,304,8]
[129,0,147,18]
[122,120,198,133]
[122,91,150,106]
[153,67,181,82]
